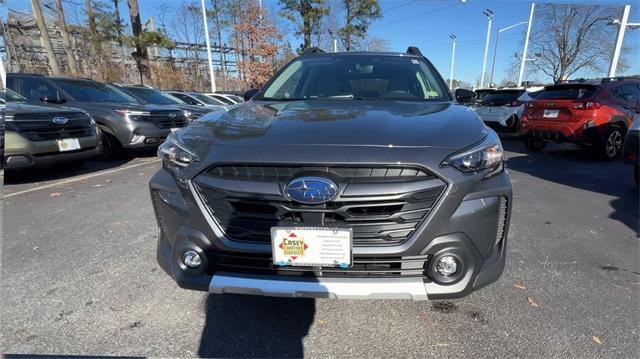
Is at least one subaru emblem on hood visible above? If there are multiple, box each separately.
[286,177,338,204]
[168,112,177,119]
[52,116,69,125]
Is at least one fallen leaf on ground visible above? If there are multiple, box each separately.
[316,319,324,325]
[592,336,602,345]
[514,283,526,290]
[50,193,61,197]
[33,246,39,250]
[105,179,111,183]
[527,297,539,307]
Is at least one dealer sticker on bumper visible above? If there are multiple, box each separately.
[271,227,352,268]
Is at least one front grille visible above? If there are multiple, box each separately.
[194,165,447,246]
[145,110,188,129]
[8,112,94,141]
[206,165,435,182]
[209,251,430,278]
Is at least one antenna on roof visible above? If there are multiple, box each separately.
[406,46,423,56]
[301,47,325,56]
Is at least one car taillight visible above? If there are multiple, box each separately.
[505,100,522,107]
[572,101,601,110]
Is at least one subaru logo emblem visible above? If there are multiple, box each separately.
[168,112,177,119]
[52,116,68,125]
[286,177,338,204]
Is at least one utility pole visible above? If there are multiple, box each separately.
[54,0,78,76]
[449,34,456,90]
[31,0,61,75]
[489,21,528,87]
[480,9,493,89]
[112,0,127,76]
[201,0,216,93]
[608,5,640,77]
[211,0,226,91]
[1,53,6,88]
[517,2,535,87]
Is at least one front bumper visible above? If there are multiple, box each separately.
[150,158,512,300]
[4,131,101,169]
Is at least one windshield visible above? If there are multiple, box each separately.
[56,80,140,104]
[190,92,223,105]
[536,85,597,100]
[125,87,184,105]
[258,55,449,102]
[4,88,26,102]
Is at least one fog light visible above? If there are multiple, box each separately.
[182,250,202,268]
[436,256,458,276]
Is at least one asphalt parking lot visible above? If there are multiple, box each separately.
[2,140,638,358]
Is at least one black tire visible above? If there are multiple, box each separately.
[524,136,546,152]
[506,115,519,132]
[100,132,124,160]
[597,126,624,161]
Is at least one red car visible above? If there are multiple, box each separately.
[519,78,640,160]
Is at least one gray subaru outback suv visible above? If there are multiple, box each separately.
[150,47,512,300]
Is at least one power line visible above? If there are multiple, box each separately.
[371,2,461,29]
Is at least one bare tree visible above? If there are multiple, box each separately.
[31,0,61,75]
[126,0,149,83]
[528,4,630,82]
[55,0,79,76]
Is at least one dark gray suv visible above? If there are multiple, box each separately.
[150,48,512,300]
[8,74,189,158]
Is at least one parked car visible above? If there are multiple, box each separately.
[150,47,512,301]
[7,74,190,159]
[112,84,213,121]
[622,104,640,184]
[473,88,496,103]
[165,90,227,108]
[520,78,640,160]
[2,88,101,169]
[474,87,542,132]
[204,92,244,105]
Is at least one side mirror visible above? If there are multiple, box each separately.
[41,96,66,104]
[454,88,476,104]
[243,88,260,101]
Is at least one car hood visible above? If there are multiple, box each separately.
[178,100,486,151]
[6,102,89,115]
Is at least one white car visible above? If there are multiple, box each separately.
[165,91,227,109]
[474,87,543,132]
[204,92,244,105]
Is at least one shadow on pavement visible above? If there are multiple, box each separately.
[3,149,156,185]
[198,294,315,358]
[503,138,639,235]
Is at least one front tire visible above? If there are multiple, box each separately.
[100,132,124,160]
[597,126,624,161]
[524,136,546,152]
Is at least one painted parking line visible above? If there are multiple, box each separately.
[3,159,161,199]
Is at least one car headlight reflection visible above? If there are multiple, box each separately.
[443,131,504,178]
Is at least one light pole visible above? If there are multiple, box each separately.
[449,34,456,90]
[489,21,528,87]
[608,5,640,77]
[480,9,493,89]
[201,0,216,93]
[517,2,535,87]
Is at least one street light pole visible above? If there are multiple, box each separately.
[480,9,493,89]
[489,21,528,87]
[608,5,640,77]
[517,2,535,87]
[201,0,216,93]
[449,34,456,90]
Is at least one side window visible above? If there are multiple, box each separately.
[173,93,197,105]
[611,84,639,105]
[17,77,60,101]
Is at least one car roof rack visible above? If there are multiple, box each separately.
[301,47,325,56]
[406,46,423,56]
[601,76,640,83]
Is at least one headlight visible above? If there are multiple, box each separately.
[183,110,192,119]
[114,109,150,121]
[442,131,504,178]
[158,134,199,182]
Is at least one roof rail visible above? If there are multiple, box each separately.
[301,47,325,56]
[601,75,640,83]
[406,46,423,56]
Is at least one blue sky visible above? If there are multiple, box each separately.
[4,0,640,84]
